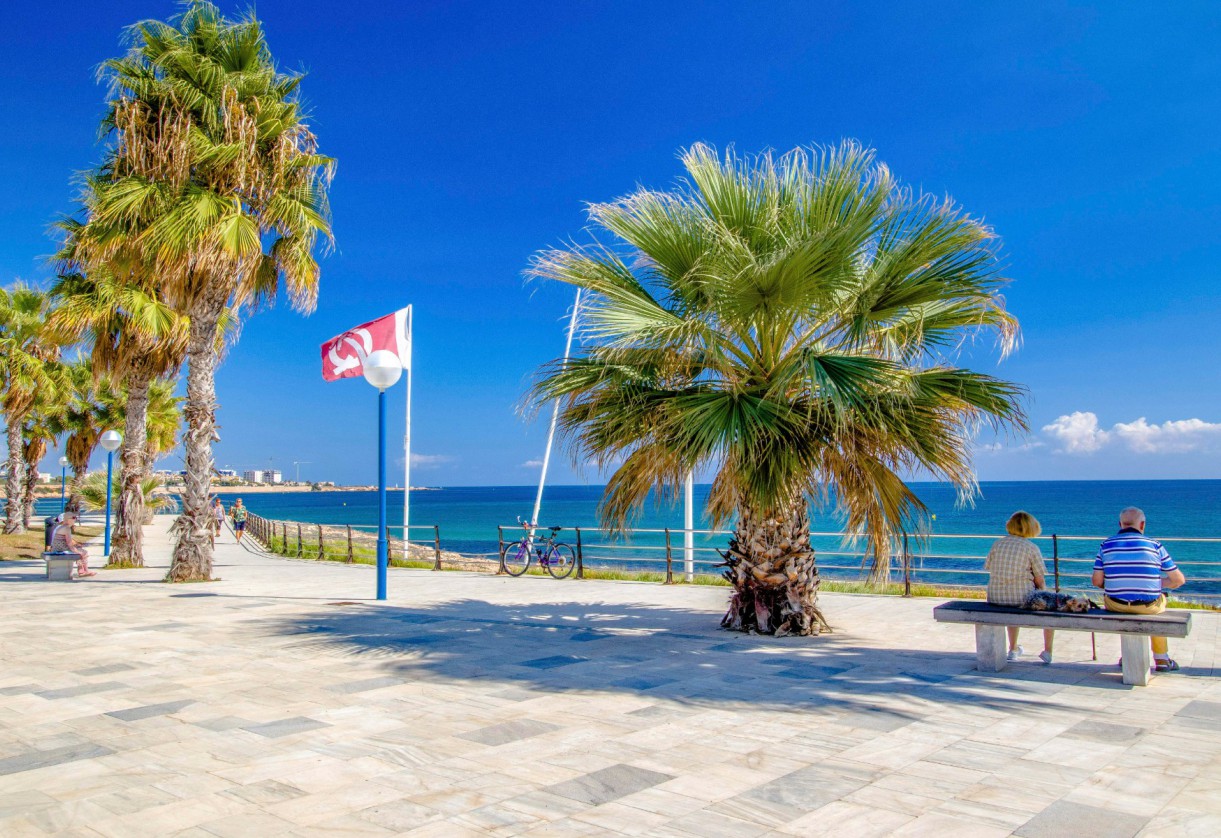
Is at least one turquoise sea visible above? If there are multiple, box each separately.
[210,481,1221,602]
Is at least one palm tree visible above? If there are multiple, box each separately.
[144,378,183,468]
[22,395,66,529]
[51,223,188,567]
[52,360,123,513]
[0,284,61,534]
[528,143,1027,636]
[89,1,333,581]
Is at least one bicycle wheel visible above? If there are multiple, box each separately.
[502,539,532,576]
[545,543,576,579]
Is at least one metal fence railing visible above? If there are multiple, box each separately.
[239,509,1221,604]
[494,525,1221,603]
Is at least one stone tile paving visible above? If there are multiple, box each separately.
[1,517,1219,836]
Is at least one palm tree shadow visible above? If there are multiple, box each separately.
[257,598,1135,718]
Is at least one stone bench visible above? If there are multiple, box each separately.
[43,552,78,582]
[933,600,1192,686]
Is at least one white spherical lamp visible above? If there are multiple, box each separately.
[58,455,69,467]
[362,350,403,391]
[100,430,123,452]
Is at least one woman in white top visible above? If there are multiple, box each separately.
[985,511,1053,664]
[50,511,96,578]
[210,498,225,544]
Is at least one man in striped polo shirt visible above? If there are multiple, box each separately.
[1092,507,1187,672]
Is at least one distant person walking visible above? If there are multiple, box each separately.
[210,498,225,544]
[50,511,95,578]
[1093,507,1186,672]
[985,511,1054,664]
[230,498,247,543]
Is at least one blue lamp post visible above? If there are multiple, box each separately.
[99,430,123,557]
[58,455,69,513]
[362,350,403,601]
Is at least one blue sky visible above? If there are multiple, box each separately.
[2,2,1219,485]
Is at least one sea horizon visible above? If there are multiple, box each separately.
[202,479,1221,602]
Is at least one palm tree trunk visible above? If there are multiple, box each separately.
[66,466,85,514]
[21,442,45,530]
[4,421,25,535]
[109,372,152,568]
[720,499,828,636]
[168,306,222,582]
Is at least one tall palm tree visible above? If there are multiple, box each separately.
[529,143,1026,636]
[0,284,61,534]
[89,1,333,581]
[51,223,188,567]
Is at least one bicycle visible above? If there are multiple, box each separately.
[501,522,576,579]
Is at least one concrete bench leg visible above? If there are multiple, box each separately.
[44,556,76,582]
[1120,635,1152,686]
[975,624,1008,672]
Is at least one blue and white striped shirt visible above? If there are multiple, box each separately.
[1094,528,1177,602]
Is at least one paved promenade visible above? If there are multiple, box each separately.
[2,518,1219,837]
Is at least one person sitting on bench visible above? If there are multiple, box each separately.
[985,510,1054,664]
[1093,507,1186,672]
[50,511,95,578]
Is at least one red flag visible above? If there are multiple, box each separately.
[320,307,412,382]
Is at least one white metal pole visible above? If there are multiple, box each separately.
[403,305,413,554]
[684,471,694,582]
[530,289,582,540]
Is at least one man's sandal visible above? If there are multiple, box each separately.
[1154,659,1180,672]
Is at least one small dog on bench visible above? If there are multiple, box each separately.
[1023,591,1097,613]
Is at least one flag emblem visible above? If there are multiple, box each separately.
[320,307,411,382]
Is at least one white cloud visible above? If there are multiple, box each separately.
[1112,417,1221,454]
[1042,412,1111,454]
[1042,412,1221,455]
[521,458,544,468]
[410,453,451,468]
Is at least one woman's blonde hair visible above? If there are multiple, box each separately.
[1006,510,1041,538]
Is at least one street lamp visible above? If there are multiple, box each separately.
[362,350,402,601]
[99,430,123,556]
[58,456,69,513]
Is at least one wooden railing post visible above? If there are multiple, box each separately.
[903,532,911,597]
[496,526,507,575]
[296,523,303,558]
[317,525,324,560]
[346,525,354,563]
[433,525,442,571]
[575,527,584,580]
[1052,534,1060,592]
[664,528,674,585]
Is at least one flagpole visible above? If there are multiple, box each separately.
[403,306,413,554]
[530,289,581,538]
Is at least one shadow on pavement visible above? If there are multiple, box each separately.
[259,598,1134,716]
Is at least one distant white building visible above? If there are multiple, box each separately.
[216,469,237,478]
[243,469,263,483]
[264,470,283,484]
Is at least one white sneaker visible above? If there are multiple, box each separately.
[1007,646,1025,661]
[1039,651,1053,665]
